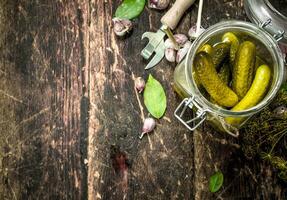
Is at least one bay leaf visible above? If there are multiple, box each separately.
[209,171,224,193]
[115,0,146,20]
[143,74,167,119]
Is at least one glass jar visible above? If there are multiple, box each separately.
[174,16,286,136]
[244,0,287,46]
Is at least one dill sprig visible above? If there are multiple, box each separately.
[241,84,287,180]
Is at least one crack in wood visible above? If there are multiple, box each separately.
[131,72,145,123]
[0,90,24,104]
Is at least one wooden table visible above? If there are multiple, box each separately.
[0,0,286,199]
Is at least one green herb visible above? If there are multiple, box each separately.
[209,171,224,193]
[115,0,146,20]
[143,74,167,119]
[281,82,287,93]
[241,86,287,181]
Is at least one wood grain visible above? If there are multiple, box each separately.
[0,0,286,199]
[0,0,88,199]
[88,1,194,199]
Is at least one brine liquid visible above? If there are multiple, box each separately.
[201,30,274,67]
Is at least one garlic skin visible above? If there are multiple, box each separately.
[140,118,156,139]
[165,48,176,62]
[112,18,132,37]
[135,77,145,93]
[176,41,192,63]
[148,0,170,10]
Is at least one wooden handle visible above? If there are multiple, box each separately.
[161,0,197,30]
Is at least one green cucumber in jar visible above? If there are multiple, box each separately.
[211,42,230,69]
[232,41,256,99]
[210,62,231,105]
[222,32,240,64]
[226,64,271,125]
[194,52,238,107]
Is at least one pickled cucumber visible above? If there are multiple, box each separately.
[194,44,214,87]
[198,44,214,54]
[232,64,271,111]
[232,41,256,99]
[210,62,231,105]
[194,52,239,107]
[226,64,271,125]
[193,71,201,88]
[212,42,230,69]
[222,32,240,63]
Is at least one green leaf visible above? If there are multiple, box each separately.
[115,0,146,20]
[209,171,224,193]
[143,74,167,119]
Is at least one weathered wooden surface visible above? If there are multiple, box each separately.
[0,0,286,199]
[0,1,90,199]
[88,1,194,199]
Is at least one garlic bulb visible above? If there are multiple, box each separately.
[165,48,176,62]
[139,118,156,139]
[274,105,287,116]
[112,18,132,37]
[164,38,176,49]
[176,41,192,63]
[164,33,190,63]
[174,34,188,46]
[135,77,145,93]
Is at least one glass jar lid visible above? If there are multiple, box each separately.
[244,0,287,45]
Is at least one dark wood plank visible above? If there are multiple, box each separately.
[88,1,194,199]
[0,0,88,199]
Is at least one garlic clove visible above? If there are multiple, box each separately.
[174,34,188,46]
[165,48,176,62]
[176,41,192,63]
[188,25,205,40]
[148,0,170,10]
[112,18,133,37]
[273,105,287,116]
[164,34,188,50]
[164,38,176,49]
[135,77,145,93]
[140,118,156,139]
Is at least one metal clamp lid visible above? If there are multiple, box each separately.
[175,98,240,137]
[244,0,287,45]
[174,97,207,131]
[260,18,286,42]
